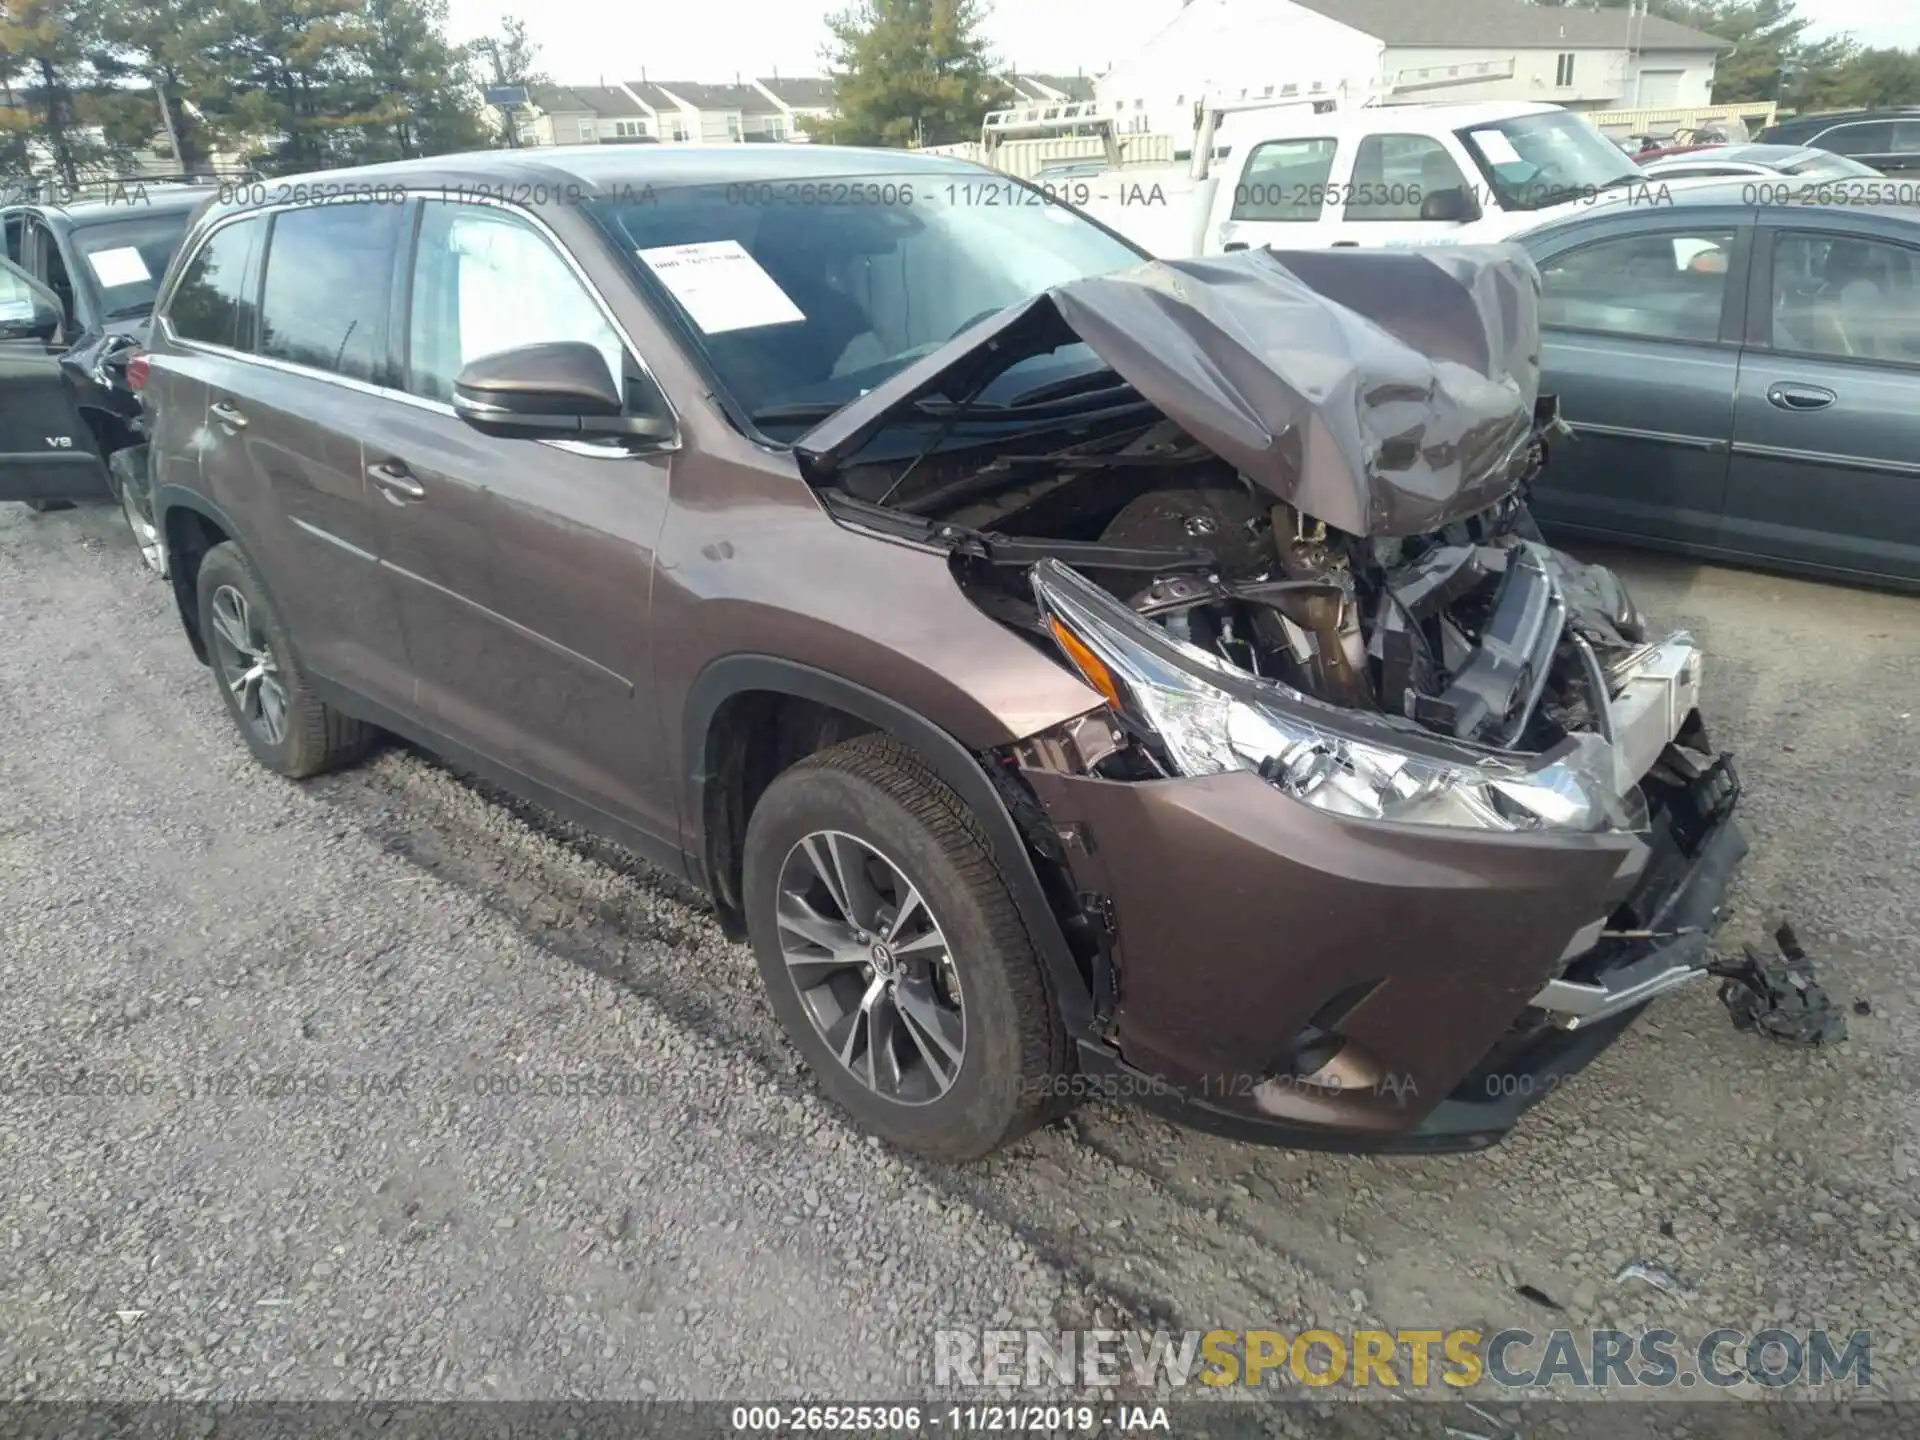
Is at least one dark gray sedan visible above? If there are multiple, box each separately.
[1519,182,1920,589]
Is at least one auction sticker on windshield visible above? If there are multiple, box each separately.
[637,239,805,335]
[86,245,152,288]
[1471,129,1524,167]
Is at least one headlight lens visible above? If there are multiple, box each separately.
[1032,557,1646,835]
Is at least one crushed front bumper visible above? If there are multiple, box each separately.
[1019,725,1746,1154]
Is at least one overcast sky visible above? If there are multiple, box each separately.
[446,0,1920,88]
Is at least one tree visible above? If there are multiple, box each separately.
[469,14,543,89]
[1802,46,1920,111]
[468,14,544,148]
[94,0,229,170]
[344,0,486,162]
[193,0,376,172]
[822,0,1011,147]
[0,0,107,187]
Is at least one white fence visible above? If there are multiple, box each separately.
[1590,100,1779,140]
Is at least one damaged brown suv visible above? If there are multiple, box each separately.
[138,148,1747,1159]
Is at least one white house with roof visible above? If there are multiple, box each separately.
[514,77,836,146]
[752,76,838,140]
[1095,0,1727,139]
[517,85,657,146]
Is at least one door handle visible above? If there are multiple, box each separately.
[367,461,425,502]
[1765,382,1836,412]
[1223,241,1250,252]
[1331,240,1360,247]
[209,399,247,430]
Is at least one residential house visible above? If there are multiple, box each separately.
[1095,0,1727,138]
[752,76,838,140]
[518,84,656,146]
[513,76,837,147]
[635,82,789,143]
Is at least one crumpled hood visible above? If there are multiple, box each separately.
[794,244,1545,539]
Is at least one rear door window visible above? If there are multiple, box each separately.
[259,202,404,385]
[1769,231,1920,364]
[166,216,267,349]
[1231,137,1337,222]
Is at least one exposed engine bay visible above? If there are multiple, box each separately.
[800,245,1711,809]
[828,405,1694,792]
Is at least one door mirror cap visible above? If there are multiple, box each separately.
[453,340,672,440]
[0,255,66,342]
[0,295,64,343]
[1419,186,1482,224]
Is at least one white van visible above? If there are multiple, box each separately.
[1077,100,1680,257]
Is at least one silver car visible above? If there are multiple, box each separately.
[1640,144,1883,182]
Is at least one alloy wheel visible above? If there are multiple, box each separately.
[208,584,289,746]
[774,829,966,1105]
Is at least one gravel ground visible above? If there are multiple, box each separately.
[2,498,1916,1416]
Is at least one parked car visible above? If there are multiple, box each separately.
[1517,181,1920,588]
[0,183,217,568]
[1639,143,1883,182]
[133,148,1745,1160]
[1078,99,1695,256]
[1756,109,1920,174]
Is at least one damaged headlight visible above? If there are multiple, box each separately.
[1032,558,1645,835]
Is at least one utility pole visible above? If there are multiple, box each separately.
[154,75,185,170]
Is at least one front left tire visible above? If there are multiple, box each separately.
[742,733,1072,1161]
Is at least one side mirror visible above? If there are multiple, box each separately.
[1419,186,1482,224]
[0,285,64,344]
[452,340,673,441]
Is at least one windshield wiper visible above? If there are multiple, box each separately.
[749,401,846,424]
[750,395,1007,427]
[1001,367,1123,408]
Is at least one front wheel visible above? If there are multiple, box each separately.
[742,734,1071,1160]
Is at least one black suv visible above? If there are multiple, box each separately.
[1758,109,1920,174]
[0,183,216,567]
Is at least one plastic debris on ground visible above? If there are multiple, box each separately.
[1712,921,1849,1046]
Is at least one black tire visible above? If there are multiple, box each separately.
[743,733,1071,1161]
[22,498,74,513]
[195,541,375,778]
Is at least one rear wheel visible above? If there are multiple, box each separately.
[743,733,1070,1160]
[195,541,374,778]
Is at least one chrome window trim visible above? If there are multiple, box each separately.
[154,189,682,458]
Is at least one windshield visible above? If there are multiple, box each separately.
[69,211,193,316]
[587,173,1144,427]
[1458,111,1641,211]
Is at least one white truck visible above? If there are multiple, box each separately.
[1070,99,1680,257]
